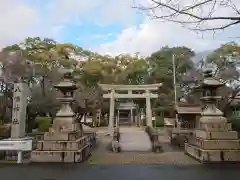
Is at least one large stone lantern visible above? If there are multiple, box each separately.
[31,71,96,163]
[52,72,80,131]
[185,70,240,163]
[198,70,227,128]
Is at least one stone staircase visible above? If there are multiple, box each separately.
[120,128,151,152]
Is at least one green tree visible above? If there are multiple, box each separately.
[207,42,240,116]
[143,46,196,118]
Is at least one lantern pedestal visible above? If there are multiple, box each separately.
[185,125,240,162]
[185,70,240,162]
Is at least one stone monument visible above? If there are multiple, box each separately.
[185,70,240,162]
[0,81,33,164]
[11,82,28,138]
[31,71,95,163]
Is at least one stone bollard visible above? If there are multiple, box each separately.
[112,141,120,153]
[145,126,163,153]
[112,128,121,153]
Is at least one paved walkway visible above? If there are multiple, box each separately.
[120,127,151,152]
[88,127,199,165]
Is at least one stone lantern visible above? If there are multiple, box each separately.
[185,70,240,163]
[199,70,226,128]
[52,71,82,132]
[31,71,96,163]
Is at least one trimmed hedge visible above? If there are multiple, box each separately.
[152,116,164,127]
[35,116,52,132]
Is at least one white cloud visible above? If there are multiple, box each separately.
[47,0,100,25]
[91,33,113,39]
[96,0,138,27]
[0,0,40,48]
[48,0,138,26]
[0,0,140,48]
[95,18,230,56]
[95,0,240,56]
[0,0,64,48]
[1,0,240,56]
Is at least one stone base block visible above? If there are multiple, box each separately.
[195,138,240,150]
[185,143,240,162]
[31,151,63,163]
[200,121,231,132]
[42,141,79,151]
[39,136,88,151]
[31,145,91,163]
[195,130,238,140]
[44,130,82,141]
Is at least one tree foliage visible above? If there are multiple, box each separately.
[1,36,240,131]
[182,42,240,116]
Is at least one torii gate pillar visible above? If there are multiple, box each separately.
[145,90,152,127]
[108,90,115,132]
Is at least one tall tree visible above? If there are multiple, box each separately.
[207,42,240,115]
[147,46,196,109]
[183,42,240,116]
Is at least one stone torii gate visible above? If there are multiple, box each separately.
[99,83,162,131]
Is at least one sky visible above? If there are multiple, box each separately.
[1,0,240,56]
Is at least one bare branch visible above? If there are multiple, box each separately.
[135,0,240,31]
[191,19,240,31]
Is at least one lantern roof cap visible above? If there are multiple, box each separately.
[201,70,224,88]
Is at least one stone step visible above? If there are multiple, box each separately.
[185,143,240,162]
[194,138,240,150]
[120,131,151,152]
[195,130,238,140]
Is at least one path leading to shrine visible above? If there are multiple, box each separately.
[120,127,151,152]
[88,127,199,165]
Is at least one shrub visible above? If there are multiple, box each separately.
[99,119,107,127]
[152,116,164,127]
[145,126,151,134]
[231,117,240,132]
[35,116,52,132]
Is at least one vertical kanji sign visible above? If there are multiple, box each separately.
[11,83,28,138]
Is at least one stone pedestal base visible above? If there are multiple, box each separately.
[195,130,238,140]
[31,122,96,163]
[185,128,240,163]
[185,143,240,162]
[31,145,91,163]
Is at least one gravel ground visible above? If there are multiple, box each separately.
[89,151,200,165]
